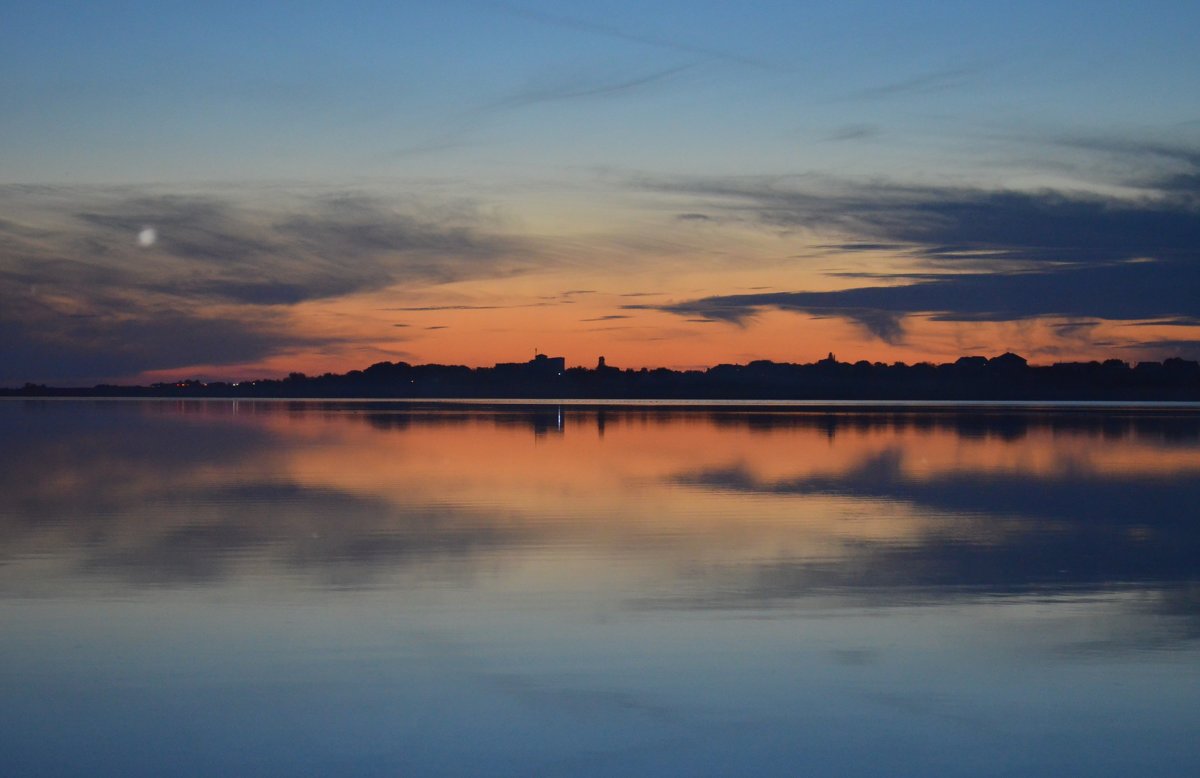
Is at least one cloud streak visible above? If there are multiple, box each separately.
[474,0,777,70]
[391,62,694,162]
[845,65,983,101]
[0,185,530,382]
[486,64,693,112]
[634,174,1200,343]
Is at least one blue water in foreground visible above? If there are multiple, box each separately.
[2,400,1198,776]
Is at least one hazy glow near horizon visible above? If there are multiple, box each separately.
[1,1,1198,383]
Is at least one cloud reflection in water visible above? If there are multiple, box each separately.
[2,401,1199,775]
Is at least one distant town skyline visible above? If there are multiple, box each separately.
[10,350,1200,404]
[3,1,1199,384]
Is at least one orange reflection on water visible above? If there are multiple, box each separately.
[228,404,1200,555]
[3,400,1199,600]
[250,405,1200,496]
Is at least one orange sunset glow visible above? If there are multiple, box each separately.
[5,4,1200,775]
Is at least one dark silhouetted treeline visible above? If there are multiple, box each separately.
[5,352,1200,400]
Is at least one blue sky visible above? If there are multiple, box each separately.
[7,1,1197,184]
[2,1,1199,382]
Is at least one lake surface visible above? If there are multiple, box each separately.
[2,399,1199,776]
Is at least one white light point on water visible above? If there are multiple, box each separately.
[138,227,157,247]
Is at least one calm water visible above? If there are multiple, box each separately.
[2,400,1199,776]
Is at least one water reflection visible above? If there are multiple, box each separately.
[4,401,1199,597]
[2,401,1199,776]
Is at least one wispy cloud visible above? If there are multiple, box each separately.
[1055,136,1200,171]
[1127,317,1200,327]
[641,174,1200,264]
[392,62,694,160]
[383,305,505,311]
[472,0,778,70]
[485,64,694,112]
[823,124,881,142]
[538,289,597,303]
[580,314,630,322]
[0,185,530,382]
[845,65,983,101]
[0,300,325,384]
[1046,136,1200,193]
[1124,339,1200,359]
[47,190,523,305]
[632,172,1200,343]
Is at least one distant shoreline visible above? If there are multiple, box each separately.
[6,352,1200,401]
[6,397,1200,412]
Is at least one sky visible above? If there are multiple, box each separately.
[2,0,1199,384]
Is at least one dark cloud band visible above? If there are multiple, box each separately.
[0,186,527,382]
[636,175,1200,342]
